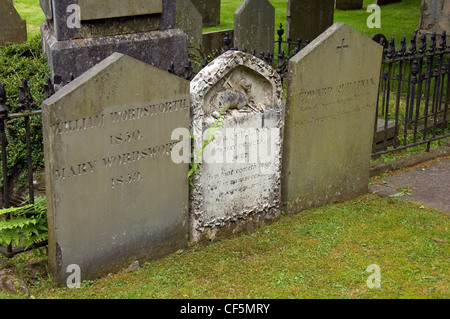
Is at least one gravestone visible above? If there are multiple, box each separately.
[281,23,383,214]
[287,0,334,43]
[42,53,190,286]
[202,29,234,55]
[417,0,450,38]
[335,0,363,10]
[376,0,401,5]
[41,0,187,83]
[0,0,27,46]
[39,0,52,20]
[191,0,221,27]
[234,0,275,54]
[175,0,203,51]
[190,51,283,243]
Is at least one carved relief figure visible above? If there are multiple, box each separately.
[210,77,262,118]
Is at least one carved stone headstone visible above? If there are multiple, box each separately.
[418,0,450,38]
[335,0,363,10]
[42,53,190,285]
[39,0,52,20]
[191,0,221,27]
[41,0,187,82]
[77,0,163,20]
[202,29,234,55]
[376,0,401,5]
[175,0,203,51]
[287,0,334,43]
[281,23,383,214]
[234,0,275,54]
[190,51,283,243]
[0,0,27,46]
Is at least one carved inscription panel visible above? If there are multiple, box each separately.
[78,0,163,20]
[190,51,283,242]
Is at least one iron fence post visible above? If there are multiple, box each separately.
[0,83,12,254]
[17,79,36,205]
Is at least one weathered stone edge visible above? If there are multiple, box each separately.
[369,140,450,177]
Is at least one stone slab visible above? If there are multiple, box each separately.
[375,0,401,5]
[40,0,52,20]
[281,23,383,214]
[418,0,450,37]
[78,0,162,21]
[42,53,190,285]
[369,158,450,213]
[190,51,283,243]
[202,29,234,55]
[0,0,27,46]
[287,0,334,42]
[41,21,188,84]
[335,0,363,10]
[234,0,275,54]
[50,0,176,41]
[191,0,220,27]
[175,0,202,51]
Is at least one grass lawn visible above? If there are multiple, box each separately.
[1,193,447,299]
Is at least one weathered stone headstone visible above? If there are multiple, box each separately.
[287,0,334,42]
[39,0,52,20]
[0,0,27,46]
[335,0,363,10]
[77,0,163,20]
[375,0,401,5]
[41,0,187,83]
[191,0,221,27]
[234,0,275,54]
[190,51,283,243]
[42,53,190,285]
[202,29,234,55]
[281,23,383,214]
[417,0,450,38]
[176,0,203,51]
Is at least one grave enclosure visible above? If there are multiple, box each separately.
[40,20,383,285]
[31,0,384,286]
[0,0,27,46]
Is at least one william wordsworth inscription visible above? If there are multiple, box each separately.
[50,98,188,188]
[42,53,190,286]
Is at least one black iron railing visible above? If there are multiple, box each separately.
[0,78,56,257]
[373,31,450,156]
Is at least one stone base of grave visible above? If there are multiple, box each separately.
[40,21,188,83]
[190,207,281,244]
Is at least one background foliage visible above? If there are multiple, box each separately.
[0,37,49,187]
